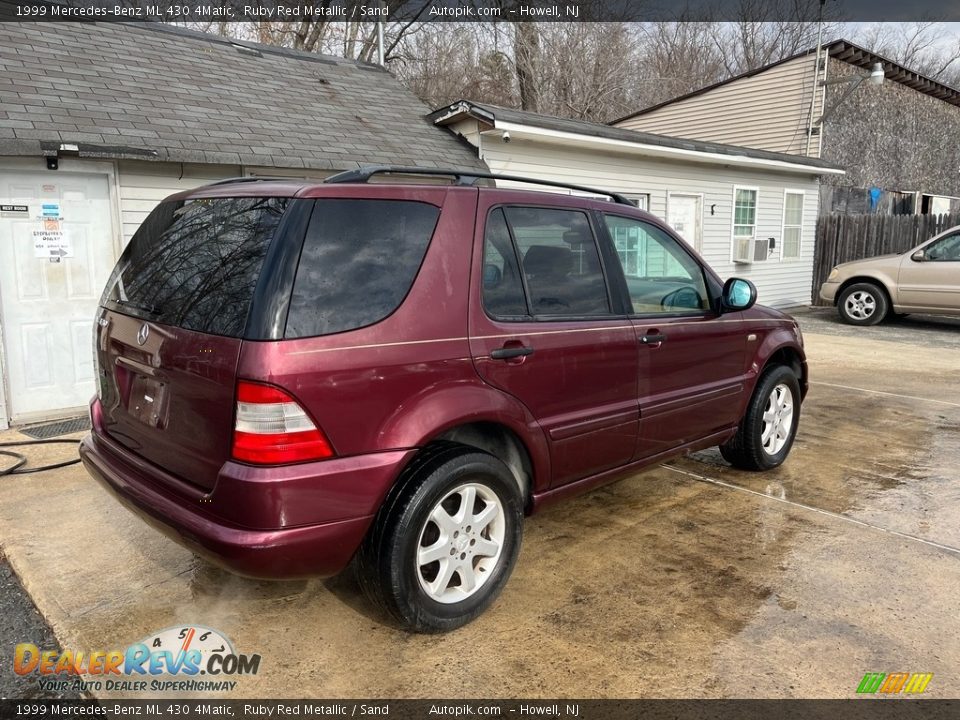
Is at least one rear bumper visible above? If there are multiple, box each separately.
[81,400,414,579]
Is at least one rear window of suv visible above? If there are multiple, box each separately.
[101,196,289,337]
[285,199,440,338]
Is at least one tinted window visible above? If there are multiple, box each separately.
[503,207,610,316]
[482,209,528,318]
[286,199,440,338]
[101,197,289,337]
[604,215,709,314]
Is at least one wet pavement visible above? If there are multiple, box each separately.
[0,309,957,698]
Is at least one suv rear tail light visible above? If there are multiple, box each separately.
[232,380,334,465]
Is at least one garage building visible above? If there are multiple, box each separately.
[0,22,483,428]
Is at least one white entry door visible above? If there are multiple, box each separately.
[0,170,117,421]
[667,193,703,251]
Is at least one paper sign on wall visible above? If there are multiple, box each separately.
[33,218,73,261]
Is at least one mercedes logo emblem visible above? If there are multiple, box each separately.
[137,324,150,346]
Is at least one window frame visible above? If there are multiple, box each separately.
[731,185,760,264]
[780,189,805,262]
[923,231,960,262]
[599,210,719,320]
[480,203,624,323]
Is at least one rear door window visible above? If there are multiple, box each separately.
[481,208,529,318]
[285,199,440,338]
[502,207,610,316]
[101,197,289,337]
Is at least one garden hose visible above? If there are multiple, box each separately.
[0,439,83,476]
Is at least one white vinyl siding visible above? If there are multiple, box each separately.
[116,162,335,247]
[117,161,240,245]
[474,132,821,308]
[614,54,825,157]
[782,191,804,260]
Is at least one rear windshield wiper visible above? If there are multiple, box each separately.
[117,300,163,317]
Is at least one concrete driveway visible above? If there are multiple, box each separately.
[1,308,958,698]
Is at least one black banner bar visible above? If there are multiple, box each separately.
[2,700,960,720]
[2,0,960,22]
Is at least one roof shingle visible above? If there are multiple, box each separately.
[0,22,484,171]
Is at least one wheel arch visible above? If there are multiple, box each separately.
[836,275,894,308]
[762,345,807,399]
[436,422,537,511]
[753,331,808,400]
[374,381,550,505]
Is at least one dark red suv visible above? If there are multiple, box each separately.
[80,167,807,632]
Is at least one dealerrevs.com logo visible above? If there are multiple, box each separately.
[14,625,261,694]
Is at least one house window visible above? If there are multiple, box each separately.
[626,194,650,211]
[733,187,758,263]
[782,191,804,260]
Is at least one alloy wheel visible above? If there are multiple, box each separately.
[844,290,876,320]
[761,383,794,455]
[416,482,505,604]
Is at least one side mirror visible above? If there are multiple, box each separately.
[721,277,757,313]
[911,249,926,262]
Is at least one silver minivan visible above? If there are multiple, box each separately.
[820,226,960,325]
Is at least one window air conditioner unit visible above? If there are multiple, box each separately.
[753,238,771,261]
[733,237,753,264]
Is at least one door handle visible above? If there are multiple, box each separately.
[639,333,667,345]
[490,345,534,360]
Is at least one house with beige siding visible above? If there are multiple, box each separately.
[431,99,843,313]
[0,22,484,428]
[614,40,960,215]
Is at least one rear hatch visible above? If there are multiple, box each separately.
[94,195,291,490]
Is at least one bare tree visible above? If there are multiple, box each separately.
[635,21,727,107]
[391,24,517,109]
[854,22,960,86]
[716,0,842,74]
[513,21,541,112]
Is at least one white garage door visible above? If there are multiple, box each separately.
[0,170,117,421]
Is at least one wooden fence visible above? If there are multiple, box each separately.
[812,213,960,305]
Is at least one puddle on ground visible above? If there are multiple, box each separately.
[679,384,960,548]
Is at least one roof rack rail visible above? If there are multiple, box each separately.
[324,165,635,205]
[206,176,298,186]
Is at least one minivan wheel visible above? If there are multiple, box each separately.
[837,282,888,325]
[720,365,801,471]
[356,444,523,633]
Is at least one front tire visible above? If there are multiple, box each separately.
[838,282,888,325]
[357,444,523,633]
[720,365,801,471]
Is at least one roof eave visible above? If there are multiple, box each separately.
[484,118,843,175]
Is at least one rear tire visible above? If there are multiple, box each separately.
[720,365,801,471]
[356,444,523,633]
[837,282,888,325]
